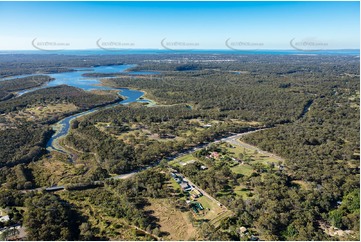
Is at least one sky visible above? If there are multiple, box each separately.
[0,1,359,50]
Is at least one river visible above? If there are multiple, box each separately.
[1,64,157,154]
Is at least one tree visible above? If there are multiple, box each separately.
[0,227,19,241]
[23,194,79,240]
[152,227,160,237]
[79,222,93,240]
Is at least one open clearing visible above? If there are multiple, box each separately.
[0,103,78,129]
[169,153,201,168]
[221,142,281,165]
[230,163,254,176]
[29,151,100,187]
[233,185,254,199]
[145,198,199,240]
[196,195,226,222]
[17,103,77,122]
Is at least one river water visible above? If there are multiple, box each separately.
[1,64,156,153]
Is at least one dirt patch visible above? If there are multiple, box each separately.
[319,221,356,239]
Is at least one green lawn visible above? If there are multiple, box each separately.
[196,195,225,221]
[231,164,254,176]
[169,177,181,190]
[169,153,199,167]
[233,185,254,199]
[197,196,212,210]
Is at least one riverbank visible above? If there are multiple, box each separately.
[46,87,154,156]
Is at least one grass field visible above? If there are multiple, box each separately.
[196,195,225,222]
[233,185,254,199]
[145,198,199,240]
[230,164,254,176]
[168,153,200,168]
[221,142,281,166]
[168,177,181,191]
[209,210,234,228]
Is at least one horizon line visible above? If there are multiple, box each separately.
[0,48,359,51]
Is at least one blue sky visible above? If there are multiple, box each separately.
[0,1,359,50]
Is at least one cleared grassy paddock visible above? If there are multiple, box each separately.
[230,164,254,176]
[144,198,198,240]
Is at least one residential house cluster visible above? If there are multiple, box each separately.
[171,172,192,192]
[170,171,206,215]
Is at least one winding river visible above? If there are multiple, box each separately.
[47,87,152,154]
[2,64,157,155]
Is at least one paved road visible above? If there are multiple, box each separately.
[166,128,266,161]
[91,128,274,185]
[111,171,139,180]
[222,129,285,162]
[167,127,286,212]
[171,130,270,210]
[23,128,271,193]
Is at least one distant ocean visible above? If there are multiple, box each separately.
[0,49,359,56]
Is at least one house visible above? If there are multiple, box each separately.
[194,202,204,210]
[0,225,22,240]
[200,165,208,170]
[180,182,192,192]
[195,189,203,196]
[191,189,203,198]
[0,215,9,222]
[175,173,183,179]
[210,152,220,159]
[250,235,259,241]
[231,157,241,163]
[239,226,247,235]
[180,160,196,166]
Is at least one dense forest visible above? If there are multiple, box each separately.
[104,55,359,125]
[65,104,258,174]
[0,53,359,240]
[0,75,53,100]
[239,80,360,238]
[0,85,120,169]
[0,85,120,114]
[0,169,173,240]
